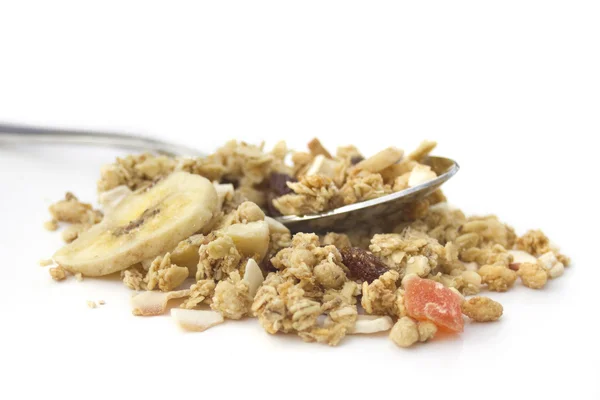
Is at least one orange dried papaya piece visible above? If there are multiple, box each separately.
[404,277,464,333]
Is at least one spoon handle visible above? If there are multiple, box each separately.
[0,122,204,157]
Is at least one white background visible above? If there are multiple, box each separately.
[1,1,599,399]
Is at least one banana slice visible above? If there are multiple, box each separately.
[54,172,218,277]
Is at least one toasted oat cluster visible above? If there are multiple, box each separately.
[42,138,570,348]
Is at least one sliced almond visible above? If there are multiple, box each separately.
[131,289,190,316]
[348,315,394,334]
[243,259,264,298]
[171,308,224,332]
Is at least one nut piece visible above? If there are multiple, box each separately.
[340,247,389,283]
[171,308,224,332]
[517,262,548,289]
[223,221,270,262]
[389,317,420,348]
[461,296,503,322]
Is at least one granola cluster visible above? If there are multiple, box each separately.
[42,138,571,349]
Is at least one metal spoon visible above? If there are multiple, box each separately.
[0,122,459,231]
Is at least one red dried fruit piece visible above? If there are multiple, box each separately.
[340,247,388,283]
[404,277,464,333]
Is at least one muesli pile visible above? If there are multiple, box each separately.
[42,139,569,348]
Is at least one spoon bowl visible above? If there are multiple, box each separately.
[275,156,459,232]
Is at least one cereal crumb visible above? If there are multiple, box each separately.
[389,317,419,348]
[145,253,189,292]
[461,296,503,322]
[49,192,102,225]
[478,264,517,292]
[180,279,216,309]
[49,266,68,281]
[273,175,338,216]
[87,301,97,309]
[517,262,548,289]
[38,258,53,267]
[417,321,438,342]
[211,271,251,319]
[44,220,58,231]
[361,270,400,317]
[98,300,106,305]
[121,266,146,291]
[75,273,83,282]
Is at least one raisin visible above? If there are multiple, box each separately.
[266,192,282,217]
[340,247,389,283]
[269,172,297,196]
[261,256,278,274]
[350,155,364,165]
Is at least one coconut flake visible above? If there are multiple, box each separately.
[171,308,224,332]
[131,289,190,316]
[348,315,394,334]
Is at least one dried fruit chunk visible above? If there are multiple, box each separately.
[404,277,464,333]
[54,172,218,277]
[269,172,297,196]
[340,247,389,283]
